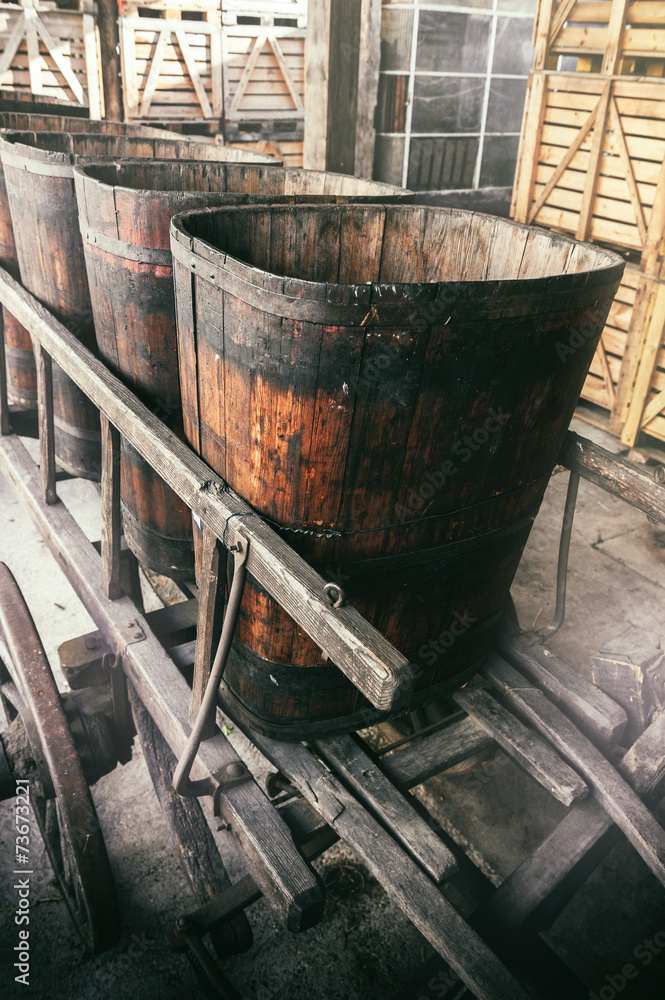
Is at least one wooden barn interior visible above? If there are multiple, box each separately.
[0,3,664,999]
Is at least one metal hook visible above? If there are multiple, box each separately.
[323,582,345,609]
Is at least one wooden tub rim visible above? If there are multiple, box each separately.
[169,204,626,325]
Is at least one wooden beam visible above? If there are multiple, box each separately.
[0,265,412,712]
[303,0,330,170]
[96,0,123,121]
[100,415,122,601]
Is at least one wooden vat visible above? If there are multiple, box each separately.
[0,112,183,409]
[0,130,277,479]
[74,159,410,579]
[170,203,624,737]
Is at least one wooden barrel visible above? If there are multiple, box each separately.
[74,160,411,579]
[0,132,277,480]
[170,204,624,738]
[0,114,195,409]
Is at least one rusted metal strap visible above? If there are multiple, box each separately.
[81,227,172,267]
[1,149,74,177]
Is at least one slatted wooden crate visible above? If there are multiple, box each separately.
[617,270,665,444]
[221,2,305,126]
[0,0,102,118]
[580,262,641,426]
[534,0,665,77]
[511,72,665,272]
[118,0,222,122]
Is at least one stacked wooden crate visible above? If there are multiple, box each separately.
[0,0,103,117]
[118,0,222,124]
[221,0,305,166]
[512,0,665,447]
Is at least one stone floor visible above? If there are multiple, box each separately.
[0,418,664,1000]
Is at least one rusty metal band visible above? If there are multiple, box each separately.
[81,227,172,267]
[170,230,624,328]
[0,149,74,177]
[53,414,102,442]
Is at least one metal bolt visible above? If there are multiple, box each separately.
[133,632,142,640]
[176,916,190,932]
[654,465,665,485]
[84,635,100,650]
[226,761,245,778]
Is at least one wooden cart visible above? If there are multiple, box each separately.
[0,263,664,999]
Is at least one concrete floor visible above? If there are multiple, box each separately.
[0,418,664,1000]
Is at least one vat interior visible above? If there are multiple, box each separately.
[181,204,616,285]
[80,160,402,198]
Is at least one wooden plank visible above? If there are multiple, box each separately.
[0,12,27,79]
[190,522,226,731]
[81,3,102,119]
[315,733,457,884]
[24,8,41,96]
[100,415,122,601]
[601,0,630,74]
[209,18,222,117]
[451,679,588,807]
[0,431,324,934]
[533,0,556,70]
[513,74,547,223]
[139,25,169,118]
[495,624,627,750]
[528,98,599,225]
[576,80,611,241]
[621,280,665,444]
[560,429,665,522]
[175,28,212,116]
[35,12,86,104]
[250,729,532,1000]
[0,265,412,711]
[35,345,55,506]
[228,33,266,114]
[303,0,329,170]
[620,711,665,798]
[379,717,496,790]
[0,310,8,437]
[268,34,303,111]
[482,654,665,887]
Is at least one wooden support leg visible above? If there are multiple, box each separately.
[100,415,122,600]
[129,684,253,956]
[190,523,226,733]
[35,345,56,504]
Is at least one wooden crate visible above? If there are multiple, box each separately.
[580,262,642,427]
[0,0,102,118]
[221,3,305,125]
[511,72,665,270]
[534,0,665,77]
[119,3,222,122]
[619,270,665,444]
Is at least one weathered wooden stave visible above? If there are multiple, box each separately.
[170,203,624,736]
[74,159,411,579]
[0,131,277,480]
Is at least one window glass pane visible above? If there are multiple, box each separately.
[408,136,479,190]
[497,0,537,12]
[412,76,484,133]
[485,77,529,133]
[492,16,534,75]
[381,7,414,72]
[426,0,493,7]
[416,11,491,74]
[479,135,521,187]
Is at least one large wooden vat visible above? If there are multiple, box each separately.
[74,159,411,579]
[0,131,276,479]
[0,113,181,409]
[171,204,624,737]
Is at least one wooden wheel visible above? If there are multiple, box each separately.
[0,562,121,952]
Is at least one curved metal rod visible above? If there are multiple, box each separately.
[543,471,580,637]
[173,539,249,798]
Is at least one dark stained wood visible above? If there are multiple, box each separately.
[129,684,253,956]
[100,415,122,600]
[95,0,123,123]
[171,202,624,735]
[560,429,665,524]
[0,430,325,933]
[314,732,457,883]
[496,622,627,749]
[451,679,588,807]
[35,345,56,505]
[74,159,408,580]
[379,716,496,789]
[482,653,665,887]
[0,263,416,711]
[191,523,226,730]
